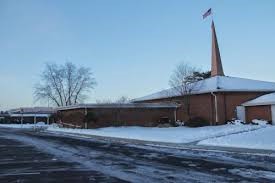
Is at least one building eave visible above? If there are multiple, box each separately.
[242,102,275,107]
[57,103,180,111]
[133,89,275,102]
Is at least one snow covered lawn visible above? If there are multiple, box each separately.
[198,126,275,150]
[0,123,48,129]
[1,122,271,146]
[45,124,263,144]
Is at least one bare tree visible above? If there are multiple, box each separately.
[96,96,130,104]
[115,96,130,104]
[95,99,113,104]
[34,62,96,106]
[169,62,201,119]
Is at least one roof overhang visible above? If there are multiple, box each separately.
[133,90,275,102]
[241,92,275,107]
[10,113,52,117]
[132,76,275,102]
[57,103,179,111]
[242,102,275,107]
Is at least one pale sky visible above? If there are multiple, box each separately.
[0,0,275,110]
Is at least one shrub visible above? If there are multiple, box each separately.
[159,117,170,124]
[185,117,209,127]
[85,111,98,123]
[157,123,173,128]
[52,112,63,122]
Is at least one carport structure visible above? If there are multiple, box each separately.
[8,107,55,124]
[241,93,275,124]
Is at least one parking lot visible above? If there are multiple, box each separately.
[0,128,275,182]
[0,134,125,182]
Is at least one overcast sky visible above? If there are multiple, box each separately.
[0,0,275,110]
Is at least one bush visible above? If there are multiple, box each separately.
[52,112,63,122]
[85,111,98,123]
[184,117,209,127]
[159,117,170,124]
[157,123,173,128]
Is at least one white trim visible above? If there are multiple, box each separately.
[242,102,275,107]
[272,105,275,125]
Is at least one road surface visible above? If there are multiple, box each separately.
[0,128,275,182]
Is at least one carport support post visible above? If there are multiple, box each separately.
[21,115,23,126]
[34,115,36,124]
[47,116,49,125]
[20,108,23,125]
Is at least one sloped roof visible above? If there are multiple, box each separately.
[133,76,275,102]
[9,107,55,114]
[10,113,51,117]
[242,93,275,106]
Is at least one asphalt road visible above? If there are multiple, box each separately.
[0,128,275,182]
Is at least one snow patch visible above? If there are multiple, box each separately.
[46,124,263,144]
[229,168,275,180]
[252,119,269,126]
[242,92,275,106]
[133,76,275,102]
[198,125,275,150]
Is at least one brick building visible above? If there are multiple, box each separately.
[57,103,178,128]
[241,93,275,124]
[56,21,275,128]
[133,21,275,125]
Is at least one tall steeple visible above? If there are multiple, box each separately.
[211,21,224,77]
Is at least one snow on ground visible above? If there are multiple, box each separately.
[46,124,263,143]
[0,122,48,129]
[198,125,275,150]
[0,121,271,147]
[228,168,275,180]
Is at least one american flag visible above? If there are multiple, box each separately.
[203,8,212,19]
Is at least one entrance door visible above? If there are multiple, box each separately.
[271,105,275,125]
[236,106,245,122]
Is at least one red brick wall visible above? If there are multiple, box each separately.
[58,107,176,128]
[58,92,271,128]
[136,91,270,125]
[245,105,272,122]
[223,92,266,121]
[135,94,214,125]
[58,109,86,127]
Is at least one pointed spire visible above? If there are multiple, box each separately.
[211,21,224,77]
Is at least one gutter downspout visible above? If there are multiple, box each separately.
[211,92,218,125]
[174,107,177,122]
